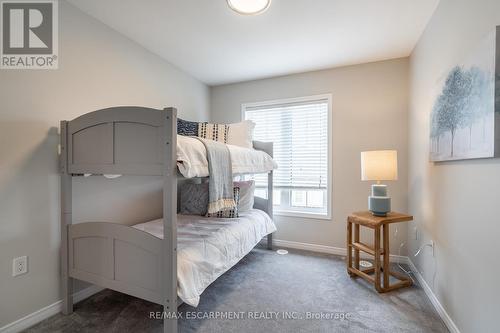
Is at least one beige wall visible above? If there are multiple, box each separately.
[408,0,500,332]
[211,58,409,254]
[0,1,209,327]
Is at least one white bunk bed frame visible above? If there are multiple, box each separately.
[59,106,274,333]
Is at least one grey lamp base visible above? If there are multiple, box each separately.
[368,184,391,217]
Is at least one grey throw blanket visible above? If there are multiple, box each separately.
[195,138,236,214]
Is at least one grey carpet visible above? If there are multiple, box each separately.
[25,246,448,333]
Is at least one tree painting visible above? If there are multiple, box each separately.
[429,28,498,161]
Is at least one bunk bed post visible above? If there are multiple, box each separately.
[266,171,273,250]
[267,144,274,250]
[60,120,73,314]
[253,140,275,250]
[163,108,178,333]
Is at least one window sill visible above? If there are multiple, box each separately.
[274,210,331,221]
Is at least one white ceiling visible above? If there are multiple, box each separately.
[67,0,439,86]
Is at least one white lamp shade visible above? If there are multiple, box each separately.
[361,150,398,181]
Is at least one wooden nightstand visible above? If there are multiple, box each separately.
[346,211,413,292]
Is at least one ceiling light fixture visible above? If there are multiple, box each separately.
[227,0,271,15]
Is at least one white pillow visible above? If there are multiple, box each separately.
[227,120,255,149]
[234,180,255,212]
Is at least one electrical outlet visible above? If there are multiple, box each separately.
[430,240,435,257]
[414,227,418,240]
[12,256,28,277]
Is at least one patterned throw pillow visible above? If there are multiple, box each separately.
[177,118,199,136]
[180,182,209,216]
[207,187,240,218]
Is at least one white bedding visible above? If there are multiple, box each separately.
[132,209,276,307]
[176,135,277,178]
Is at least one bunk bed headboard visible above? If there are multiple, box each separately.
[61,107,176,176]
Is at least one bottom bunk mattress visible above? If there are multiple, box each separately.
[132,209,276,307]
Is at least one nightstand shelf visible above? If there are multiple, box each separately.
[346,211,413,293]
[350,241,384,256]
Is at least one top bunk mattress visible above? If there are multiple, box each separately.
[176,135,277,178]
[132,209,277,307]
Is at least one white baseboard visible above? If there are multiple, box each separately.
[270,238,409,264]
[407,259,460,333]
[0,285,104,333]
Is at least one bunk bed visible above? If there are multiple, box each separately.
[59,106,276,333]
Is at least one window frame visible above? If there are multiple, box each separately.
[242,94,333,220]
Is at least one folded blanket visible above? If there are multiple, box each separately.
[195,138,236,214]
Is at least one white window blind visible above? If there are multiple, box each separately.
[245,99,329,191]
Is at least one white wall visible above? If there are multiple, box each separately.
[408,0,500,332]
[0,0,209,327]
[211,58,409,254]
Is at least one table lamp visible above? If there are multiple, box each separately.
[361,150,398,217]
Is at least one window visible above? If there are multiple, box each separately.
[244,95,331,218]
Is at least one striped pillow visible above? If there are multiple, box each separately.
[198,122,229,144]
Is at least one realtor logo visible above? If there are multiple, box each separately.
[1,0,58,69]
